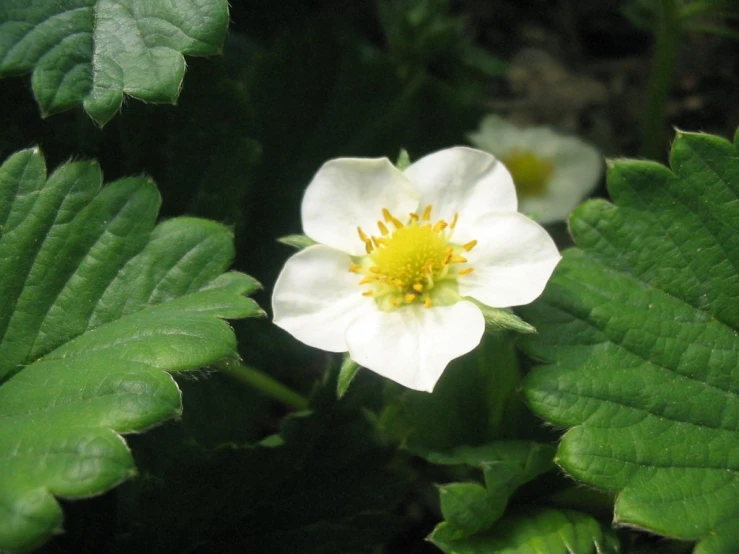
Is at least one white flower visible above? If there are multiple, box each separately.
[467,115,603,224]
[272,147,561,392]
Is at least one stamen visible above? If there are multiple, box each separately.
[349,264,362,273]
[458,268,474,275]
[359,276,373,285]
[394,279,404,287]
[365,240,373,254]
[463,240,477,251]
[412,283,423,292]
[424,296,432,308]
[377,221,389,235]
[362,290,374,296]
[450,256,468,264]
[382,208,404,229]
[450,213,459,229]
[409,212,419,221]
[357,227,369,242]
[433,220,448,232]
[370,266,381,273]
[404,293,417,303]
[421,205,432,221]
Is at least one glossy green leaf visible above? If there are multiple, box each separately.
[519,130,739,549]
[0,148,262,551]
[429,507,620,554]
[0,0,228,125]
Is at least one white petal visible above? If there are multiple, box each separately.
[404,147,517,243]
[302,157,419,256]
[272,245,376,352]
[345,301,485,392]
[466,114,523,155]
[460,212,561,307]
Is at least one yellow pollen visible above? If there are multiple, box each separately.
[350,207,478,310]
[463,240,477,252]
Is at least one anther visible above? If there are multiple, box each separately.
[359,276,373,285]
[450,213,459,229]
[421,205,432,221]
[348,264,362,273]
[412,283,423,292]
[450,256,468,264]
[424,296,432,308]
[463,240,478,251]
[433,220,448,232]
[377,221,389,235]
[404,293,416,303]
[365,240,373,254]
[394,279,404,287]
[458,267,474,275]
[409,212,419,221]
[362,290,374,296]
[370,266,381,273]
[357,227,368,242]
[382,208,393,222]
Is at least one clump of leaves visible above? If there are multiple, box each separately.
[520,130,739,553]
[0,148,262,551]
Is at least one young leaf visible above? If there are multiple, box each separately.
[425,441,555,537]
[0,148,262,551]
[0,1,228,125]
[429,507,621,554]
[519,130,739,549]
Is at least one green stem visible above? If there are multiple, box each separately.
[222,363,309,410]
[640,0,681,161]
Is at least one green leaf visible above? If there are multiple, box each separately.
[0,1,229,125]
[519,130,739,549]
[428,441,555,537]
[429,507,621,554]
[0,148,262,551]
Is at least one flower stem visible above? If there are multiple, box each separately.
[640,0,681,160]
[222,363,309,410]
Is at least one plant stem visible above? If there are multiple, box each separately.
[640,0,681,160]
[223,363,309,410]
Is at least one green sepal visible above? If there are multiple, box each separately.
[475,304,536,334]
[395,149,411,171]
[337,355,361,399]
[277,234,317,250]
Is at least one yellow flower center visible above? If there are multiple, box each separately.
[501,149,553,198]
[350,205,477,311]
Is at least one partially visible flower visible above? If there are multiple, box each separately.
[467,115,603,224]
[272,147,560,392]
